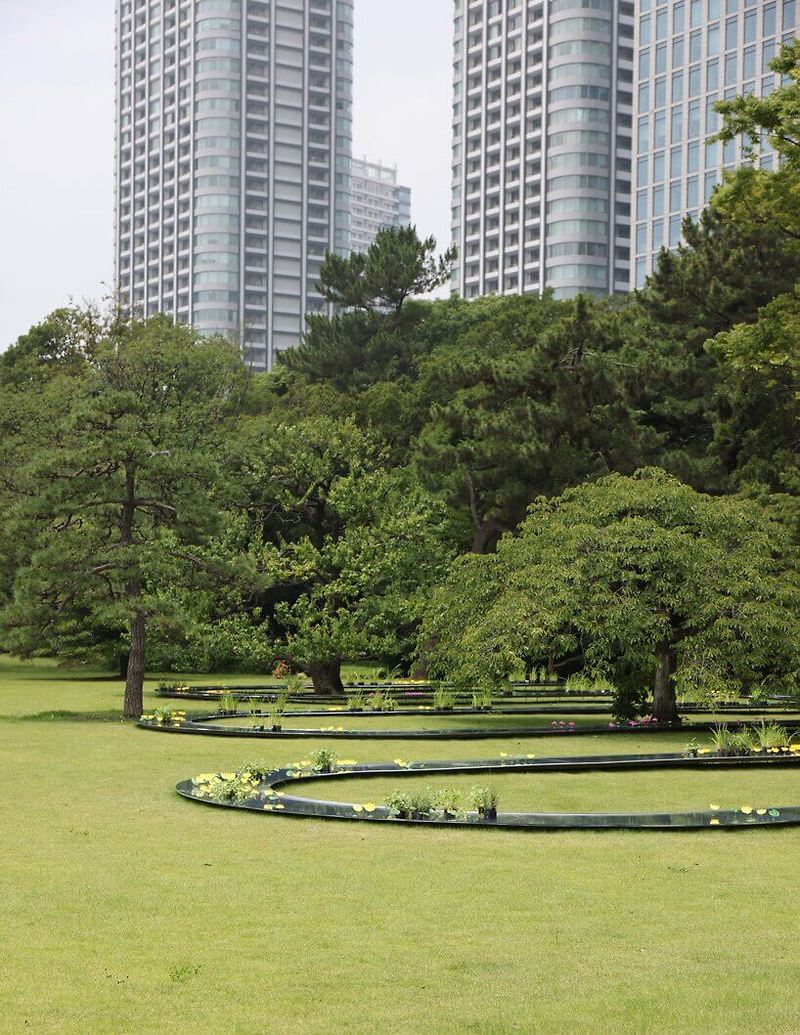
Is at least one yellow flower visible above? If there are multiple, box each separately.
[740,805,753,815]
[756,808,767,816]
[363,802,376,813]
[393,759,406,766]
[500,752,508,758]
[709,818,720,826]
[698,748,711,755]
[709,804,720,811]
[526,753,536,759]
[352,804,364,813]
[339,759,357,766]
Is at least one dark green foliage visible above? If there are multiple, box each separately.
[715,40,800,169]
[216,415,457,692]
[315,224,456,313]
[0,315,247,716]
[419,471,800,721]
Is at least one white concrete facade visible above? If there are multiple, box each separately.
[114,0,353,370]
[350,158,412,254]
[451,0,635,302]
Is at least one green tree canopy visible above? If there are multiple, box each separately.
[0,315,247,716]
[315,224,456,314]
[413,294,651,551]
[281,226,455,389]
[220,415,456,692]
[707,286,800,497]
[419,470,799,721]
[716,40,800,168]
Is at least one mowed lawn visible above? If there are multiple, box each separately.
[1,658,799,1034]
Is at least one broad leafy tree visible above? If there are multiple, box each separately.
[420,471,800,721]
[224,416,456,693]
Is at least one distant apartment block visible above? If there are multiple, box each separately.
[451,0,635,302]
[349,158,412,254]
[632,0,799,288]
[114,0,353,371]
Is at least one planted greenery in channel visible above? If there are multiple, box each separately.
[366,689,398,712]
[686,723,799,759]
[432,688,457,711]
[219,691,237,716]
[308,748,339,774]
[140,707,186,727]
[385,787,436,820]
[266,699,286,732]
[191,765,272,805]
[384,786,472,821]
[471,688,494,711]
[468,786,499,820]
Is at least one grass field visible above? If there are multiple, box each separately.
[2,656,799,1034]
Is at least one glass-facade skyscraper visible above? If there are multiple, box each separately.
[632,0,799,288]
[114,0,353,370]
[451,0,635,302]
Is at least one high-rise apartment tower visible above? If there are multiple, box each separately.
[451,0,635,302]
[350,158,412,253]
[114,0,353,370]
[632,0,799,288]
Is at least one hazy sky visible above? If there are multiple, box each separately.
[0,0,453,349]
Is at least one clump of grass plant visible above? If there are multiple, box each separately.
[471,688,494,711]
[385,786,436,820]
[267,699,286,731]
[219,690,238,715]
[433,688,457,710]
[309,748,339,774]
[367,689,397,712]
[468,785,499,819]
[753,721,794,753]
[142,707,186,727]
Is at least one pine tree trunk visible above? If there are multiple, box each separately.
[124,611,146,718]
[308,660,344,696]
[652,645,679,724]
[471,522,492,554]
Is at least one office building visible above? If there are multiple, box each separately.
[632,0,799,288]
[114,0,353,370]
[451,0,635,302]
